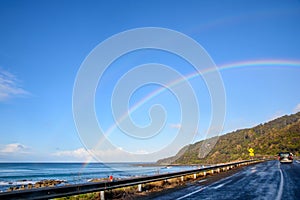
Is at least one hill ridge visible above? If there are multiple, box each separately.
[157,112,300,165]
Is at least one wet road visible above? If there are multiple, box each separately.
[151,160,300,200]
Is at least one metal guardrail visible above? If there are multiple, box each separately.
[0,159,263,200]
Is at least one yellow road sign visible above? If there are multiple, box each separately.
[249,152,255,157]
[248,148,254,153]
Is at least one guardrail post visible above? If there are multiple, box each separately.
[138,184,142,192]
[203,171,206,176]
[211,170,214,174]
[217,168,220,173]
[100,191,105,200]
[193,174,197,179]
[181,176,184,182]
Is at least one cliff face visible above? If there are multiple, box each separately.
[157,112,300,165]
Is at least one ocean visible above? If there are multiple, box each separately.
[0,162,198,192]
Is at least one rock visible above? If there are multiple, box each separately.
[20,185,26,190]
[13,186,19,191]
[34,183,41,188]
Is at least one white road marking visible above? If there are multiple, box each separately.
[176,171,241,199]
[176,177,233,199]
[198,179,207,183]
[176,186,207,200]
[275,162,284,200]
[295,160,300,164]
[213,180,232,189]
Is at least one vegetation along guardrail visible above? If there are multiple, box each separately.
[0,159,264,200]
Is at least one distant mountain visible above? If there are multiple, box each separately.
[157,112,300,165]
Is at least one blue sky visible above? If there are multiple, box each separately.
[0,0,300,162]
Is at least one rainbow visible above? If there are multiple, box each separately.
[82,59,300,165]
[105,59,300,136]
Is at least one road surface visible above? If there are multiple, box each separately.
[147,160,300,200]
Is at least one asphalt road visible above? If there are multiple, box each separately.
[149,160,300,200]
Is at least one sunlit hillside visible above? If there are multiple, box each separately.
[157,112,300,164]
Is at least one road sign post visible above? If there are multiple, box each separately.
[248,148,255,158]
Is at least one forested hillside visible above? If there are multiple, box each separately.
[157,112,300,165]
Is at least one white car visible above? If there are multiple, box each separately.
[278,152,293,164]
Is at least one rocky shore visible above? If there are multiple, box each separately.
[5,177,121,192]
[6,179,66,192]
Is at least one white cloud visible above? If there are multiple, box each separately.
[169,123,182,129]
[52,148,93,160]
[52,147,151,162]
[135,149,149,154]
[294,103,300,113]
[0,143,30,154]
[0,145,154,162]
[0,68,30,101]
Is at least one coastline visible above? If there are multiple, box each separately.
[0,162,199,193]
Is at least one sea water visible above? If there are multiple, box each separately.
[0,163,198,192]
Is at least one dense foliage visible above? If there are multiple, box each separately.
[157,112,300,165]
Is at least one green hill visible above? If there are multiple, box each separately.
[157,112,300,165]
